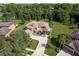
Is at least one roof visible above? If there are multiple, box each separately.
[69,40,79,51]
[62,30,79,55]
[37,22,48,28]
[66,40,79,54]
[26,21,51,32]
[71,30,79,39]
[0,22,15,27]
[0,27,11,35]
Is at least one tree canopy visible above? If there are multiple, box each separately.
[0,4,79,24]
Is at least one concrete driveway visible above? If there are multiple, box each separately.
[31,35,48,56]
[25,30,49,56]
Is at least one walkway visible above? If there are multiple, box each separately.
[30,35,48,56]
[25,30,49,56]
[25,48,35,52]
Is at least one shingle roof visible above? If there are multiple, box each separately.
[26,21,51,32]
[62,30,79,55]
[71,30,79,39]
[66,40,79,53]
[65,39,79,55]
[0,22,14,27]
[0,27,11,35]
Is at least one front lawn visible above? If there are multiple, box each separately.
[45,21,73,56]
[26,50,33,55]
[27,40,39,50]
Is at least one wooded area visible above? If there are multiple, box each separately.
[0,4,79,25]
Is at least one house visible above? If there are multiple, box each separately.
[63,30,79,56]
[25,21,51,36]
[0,22,17,37]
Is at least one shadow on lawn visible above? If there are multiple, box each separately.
[50,37,60,47]
[46,36,60,49]
[45,36,60,53]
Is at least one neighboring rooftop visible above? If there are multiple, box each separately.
[71,30,79,39]
[0,22,15,27]
[63,30,79,55]
[0,22,16,37]
[0,27,10,35]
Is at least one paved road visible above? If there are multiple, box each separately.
[30,35,48,56]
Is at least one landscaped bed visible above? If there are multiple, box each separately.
[44,21,73,56]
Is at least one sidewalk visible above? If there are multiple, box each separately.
[25,48,35,52]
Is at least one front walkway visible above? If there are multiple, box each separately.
[25,48,35,52]
[30,35,48,56]
[25,30,49,56]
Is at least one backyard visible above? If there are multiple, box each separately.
[45,21,73,56]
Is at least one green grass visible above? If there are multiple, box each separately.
[14,23,38,50]
[13,20,29,32]
[51,22,73,37]
[45,21,73,56]
[11,21,38,54]
[27,40,39,50]
[26,50,33,55]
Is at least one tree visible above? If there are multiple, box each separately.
[57,34,71,49]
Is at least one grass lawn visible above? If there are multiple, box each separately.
[45,21,73,56]
[51,22,73,37]
[26,50,33,55]
[13,20,29,32]
[27,40,39,50]
[11,21,38,54]
[15,22,38,50]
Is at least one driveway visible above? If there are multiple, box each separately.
[25,30,49,56]
[31,35,48,56]
[31,36,48,56]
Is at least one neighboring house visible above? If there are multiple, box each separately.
[25,21,51,36]
[0,22,17,37]
[63,30,79,56]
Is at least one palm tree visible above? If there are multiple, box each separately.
[57,34,67,49]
